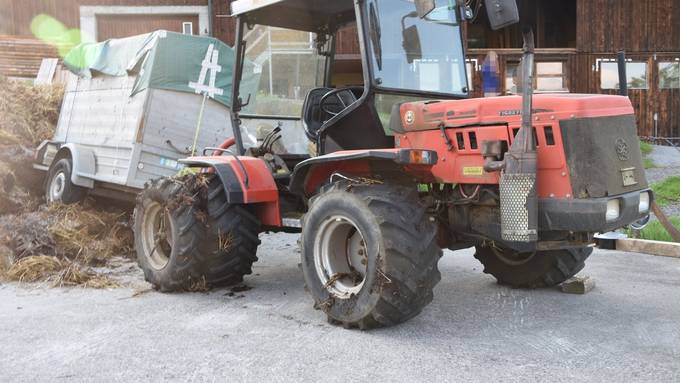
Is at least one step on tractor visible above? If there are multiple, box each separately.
[133,0,652,329]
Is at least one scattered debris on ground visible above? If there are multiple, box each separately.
[560,275,596,294]
[0,76,135,288]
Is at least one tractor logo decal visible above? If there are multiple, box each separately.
[405,110,415,125]
[615,138,629,161]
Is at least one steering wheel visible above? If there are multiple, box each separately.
[319,88,358,117]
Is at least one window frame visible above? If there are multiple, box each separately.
[598,60,649,90]
[182,21,193,35]
[503,60,568,94]
[658,60,680,90]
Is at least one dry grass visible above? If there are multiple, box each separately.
[5,255,118,289]
[0,76,132,288]
[0,201,133,288]
[0,76,64,146]
[0,203,134,261]
[0,76,59,215]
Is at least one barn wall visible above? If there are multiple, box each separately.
[576,0,680,53]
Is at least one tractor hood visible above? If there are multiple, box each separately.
[393,94,635,133]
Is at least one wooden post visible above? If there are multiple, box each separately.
[651,202,680,243]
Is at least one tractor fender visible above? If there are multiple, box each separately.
[54,144,96,189]
[180,155,281,226]
[289,149,438,196]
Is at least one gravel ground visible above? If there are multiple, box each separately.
[645,166,680,185]
[645,145,680,218]
[647,144,680,168]
[1,232,680,383]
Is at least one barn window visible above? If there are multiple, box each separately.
[465,61,475,91]
[600,61,648,90]
[504,61,567,94]
[505,62,520,94]
[182,22,193,35]
[535,62,567,92]
[659,61,680,89]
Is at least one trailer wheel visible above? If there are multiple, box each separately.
[473,245,593,288]
[45,158,86,204]
[301,181,441,330]
[134,175,259,292]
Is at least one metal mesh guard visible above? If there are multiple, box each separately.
[500,173,537,242]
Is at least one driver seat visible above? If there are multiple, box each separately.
[301,87,357,143]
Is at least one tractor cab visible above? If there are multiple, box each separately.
[229,0,471,158]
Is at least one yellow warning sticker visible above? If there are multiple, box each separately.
[463,166,484,176]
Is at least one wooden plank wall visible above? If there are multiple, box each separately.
[577,0,680,53]
[575,0,680,138]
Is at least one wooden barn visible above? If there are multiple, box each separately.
[1,0,679,138]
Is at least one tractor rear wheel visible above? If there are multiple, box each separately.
[473,245,592,288]
[134,175,260,291]
[300,181,441,330]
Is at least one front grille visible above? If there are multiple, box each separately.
[560,115,648,198]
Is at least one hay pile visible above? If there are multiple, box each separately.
[0,76,134,288]
[0,76,61,215]
[0,203,133,288]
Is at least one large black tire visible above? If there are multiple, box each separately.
[206,176,261,286]
[301,181,442,330]
[134,175,260,291]
[474,245,593,288]
[45,158,87,204]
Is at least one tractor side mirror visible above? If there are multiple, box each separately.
[402,25,422,64]
[484,0,519,30]
[415,0,436,18]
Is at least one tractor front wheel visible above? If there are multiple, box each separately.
[473,245,593,288]
[134,175,260,291]
[300,181,441,330]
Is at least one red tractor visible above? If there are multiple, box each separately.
[134,0,652,329]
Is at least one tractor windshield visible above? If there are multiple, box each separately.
[366,0,468,97]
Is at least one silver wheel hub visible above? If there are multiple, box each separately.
[313,215,368,299]
[141,202,174,270]
[49,171,66,202]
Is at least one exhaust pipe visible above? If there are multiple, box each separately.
[617,50,627,97]
[499,27,538,243]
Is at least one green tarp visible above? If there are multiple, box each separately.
[64,31,258,108]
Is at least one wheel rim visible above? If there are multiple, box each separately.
[141,201,174,270]
[491,246,536,266]
[49,171,66,202]
[313,215,368,299]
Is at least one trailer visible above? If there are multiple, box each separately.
[34,31,258,203]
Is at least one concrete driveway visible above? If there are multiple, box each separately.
[1,233,679,382]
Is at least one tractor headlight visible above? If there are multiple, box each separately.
[606,199,620,222]
[639,192,650,214]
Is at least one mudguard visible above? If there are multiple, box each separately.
[54,143,96,189]
[289,149,438,196]
[180,155,281,226]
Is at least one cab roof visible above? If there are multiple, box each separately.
[230,0,355,32]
